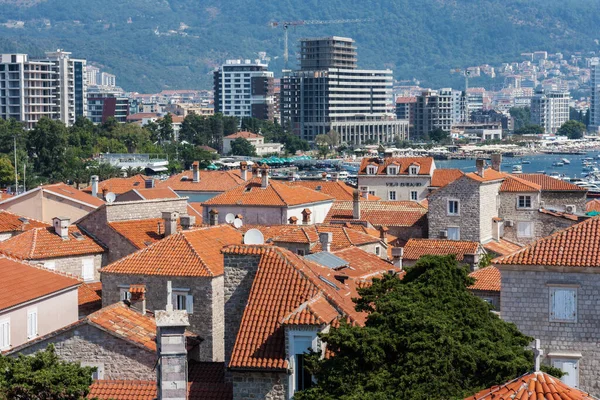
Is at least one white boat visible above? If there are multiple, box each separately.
[512,165,523,174]
[552,162,565,167]
[561,158,571,165]
[337,171,349,180]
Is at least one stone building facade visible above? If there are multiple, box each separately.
[231,371,287,400]
[33,253,105,282]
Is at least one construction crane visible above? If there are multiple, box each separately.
[269,19,373,68]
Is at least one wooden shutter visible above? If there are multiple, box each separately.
[0,320,9,349]
[27,310,37,339]
[186,295,194,314]
[82,258,94,281]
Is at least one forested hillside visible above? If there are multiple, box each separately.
[0,0,598,91]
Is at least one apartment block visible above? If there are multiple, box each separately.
[44,50,87,126]
[88,87,129,123]
[590,63,600,132]
[281,36,407,144]
[530,89,570,134]
[413,89,463,140]
[213,59,275,121]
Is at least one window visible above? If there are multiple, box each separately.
[367,166,377,175]
[409,166,419,175]
[81,362,105,380]
[447,227,460,240]
[375,246,380,256]
[297,249,305,256]
[517,195,532,209]
[549,287,577,322]
[410,191,418,201]
[82,258,94,281]
[173,290,193,314]
[120,288,131,301]
[388,191,397,200]
[292,336,315,394]
[368,191,375,196]
[0,319,9,350]
[517,221,534,238]
[295,353,313,391]
[387,166,398,175]
[27,309,37,339]
[551,358,579,387]
[447,200,460,216]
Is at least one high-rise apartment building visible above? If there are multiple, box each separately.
[88,87,129,124]
[44,50,87,126]
[413,89,462,140]
[281,36,407,144]
[530,89,570,134]
[590,63,600,133]
[213,59,275,121]
[87,66,99,86]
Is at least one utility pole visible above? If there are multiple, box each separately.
[13,136,18,195]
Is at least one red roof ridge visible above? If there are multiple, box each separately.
[180,231,213,277]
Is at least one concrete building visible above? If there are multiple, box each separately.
[222,131,283,156]
[87,65,99,86]
[44,50,87,126]
[530,89,570,134]
[281,36,407,144]
[590,62,600,133]
[87,87,129,123]
[413,89,463,140]
[213,59,275,121]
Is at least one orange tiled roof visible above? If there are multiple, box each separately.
[82,175,151,196]
[78,282,102,307]
[0,226,105,260]
[494,217,600,267]
[500,174,542,192]
[358,157,434,175]
[157,170,245,192]
[132,187,179,200]
[465,168,506,183]
[285,180,378,201]
[281,294,340,326]
[466,371,596,400]
[483,239,522,256]
[586,199,600,213]
[204,178,333,207]
[332,246,398,279]
[402,239,481,262]
[187,203,203,222]
[224,131,263,139]
[102,225,243,277]
[468,267,500,292]
[430,169,465,188]
[0,256,80,310]
[41,183,105,207]
[519,173,587,192]
[109,218,187,249]
[0,210,49,233]
[396,96,417,103]
[87,380,156,400]
[324,201,427,227]
[87,302,157,351]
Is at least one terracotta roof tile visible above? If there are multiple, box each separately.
[157,170,244,192]
[402,239,481,261]
[42,183,105,207]
[483,239,522,256]
[132,187,179,200]
[281,294,340,325]
[468,267,500,292]
[0,226,105,260]
[586,199,600,213]
[109,218,187,249]
[359,157,434,175]
[82,175,151,196]
[102,225,243,277]
[324,201,427,227]
[465,168,506,182]
[466,371,596,400]
[500,175,542,192]
[204,178,333,207]
[285,180,377,201]
[0,210,49,233]
[78,282,102,307]
[224,131,263,139]
[332,247,398,278]
[87,380,156,399]
[87,302,157,351]
[494,217,600,267]
[430,169,465,188]
[0,256,80,310]
[519,173,587,192]
[187,203,203,222]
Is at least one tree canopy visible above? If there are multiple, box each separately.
[509,107,531,131]
[429,127,450,143]
[230,137,257,156]
[557,120,586,139]
[0,345,94,400]
[513,124,544,136]
[296,255,534,400]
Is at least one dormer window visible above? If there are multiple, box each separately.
[367,166,377,175]
[387,166,398,175]
[409,165,420,175]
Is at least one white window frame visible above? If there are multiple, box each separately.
[517,195,532,209]
[119,288,131,301]
[367,166,377,175]
[27,308,38,339]
[410,190,418,201]
[447,227,460,241]
[447,199,460,216]
[517,221,534,238]
[81,362,105,380]
[375,246,381,256]
[409,165,419,175]
[388,191,397,201]
[550,356,580,387]
[387,166,398,175]
[82,257,95,281]
[0,318,9,350]
[549,286,577,323]
[287,329,319,399]
[172,289,194,314]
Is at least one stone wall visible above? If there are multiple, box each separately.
[13,323,156,380]
[479,181,502,243]
[428,177,481,241]
[469,289,500,311]
[34,253,105,281]
[223,253,262,368]
[105,198,189,222]
[101,273,223,362]
[501,267,600,394]
[541,191,587,213]
[231,371,288,400]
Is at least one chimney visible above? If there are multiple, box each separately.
[392,247,404,270]
[253,164,261,178]
[379,226,388,241]
[192,161,200,183]
[475,159,485,178]
[353,189,361,220]
[52,217,70,240]
[260,164,269,188]
[288,171,295,182]
[180,214,195,230]
[360,186,369,200]
[331,172,339,182]
[102,187,108,200]
[301,208,312,224]
[240,161,248,181]
[120,171,128,178]
[321,172,328,181]
[162,211,178,237]
[288,216,298,224]
[463,254,477,271]
[129,284,147,315]
[490,153,502,172]
[91,175,99,198]
[156,281,190,400]
[209,208,219,226]
[319,232,332,252]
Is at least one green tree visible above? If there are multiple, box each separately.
[240,117,262,133]
[513,124,544,135]
[0,344,94,400]
[282,134,309,155]
[327,130,340,148]
[429,127,450,142]
[0,157,15,187]
[557,120,586,139]
[509,107,531,131]
[158,113,175,142]
[27,117,69,179]
[230,137,257,156]
[296,255,533,400]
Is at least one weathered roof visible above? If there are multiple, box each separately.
[286,180,378,201]
[87,380,156,400]
[324,201,427,227]
[468,267,500,292]
[483,239,522,256]
[224,131,263,139]
[358,157,434,175]
[430,169,465,188]
[157,170,245,192]
[500,175,542,192]
[465,168,506,183]
[129,187,179,200]
[82,175,151,195]
[0,210,49,233]
[402,239,481,261]
[586,199,600,213]
[78,282,102,307]
[109,218,187,249]
[519,173,587,192]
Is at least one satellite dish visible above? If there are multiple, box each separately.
[243,228,264,245]
[105,192,116,204]
[225,213,235,224]
[233,218,243,229]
